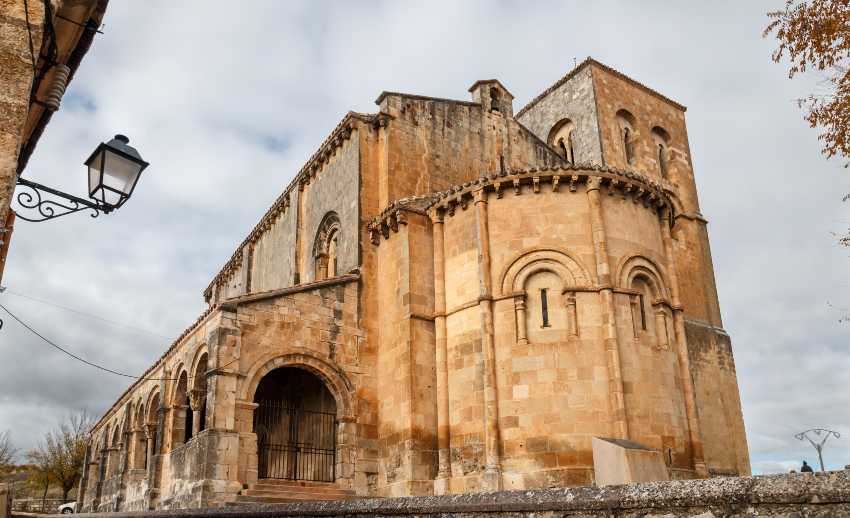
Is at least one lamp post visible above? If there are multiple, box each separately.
[14,134,148,222]
[795,428,841,472]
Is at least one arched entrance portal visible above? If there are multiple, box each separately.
[253,367,337,482]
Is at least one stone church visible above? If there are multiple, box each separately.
[77,58,750,511]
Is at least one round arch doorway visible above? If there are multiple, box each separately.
[253,367,337,482]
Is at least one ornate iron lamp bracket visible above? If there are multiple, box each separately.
[13,178,111,222]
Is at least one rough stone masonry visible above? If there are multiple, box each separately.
[78,58,751,511]
[71,471,850,517]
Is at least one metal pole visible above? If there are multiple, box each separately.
[795,429,840,472]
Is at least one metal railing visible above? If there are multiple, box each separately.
[254,400,336,482]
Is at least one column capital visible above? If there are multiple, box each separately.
[189,389,207,411]
[429,209,444,224]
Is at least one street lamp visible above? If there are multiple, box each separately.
[795,428,841,472]
[15,134,148,222]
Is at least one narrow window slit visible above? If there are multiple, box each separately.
[541,288,550,328]
[638,294,647,330]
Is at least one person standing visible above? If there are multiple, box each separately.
[800,460,814,473]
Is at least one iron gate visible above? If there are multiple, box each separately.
[254,400,336,482]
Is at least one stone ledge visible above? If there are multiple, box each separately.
[63,471,849,517]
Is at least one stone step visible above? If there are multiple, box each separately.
[253,478,340,488]
[245,488,354,498]
[232,494,351,505]
[232,480,356,505]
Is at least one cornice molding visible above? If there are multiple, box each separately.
[368,164,674,246]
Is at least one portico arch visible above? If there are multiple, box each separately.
[239,353,355,488]
[242,353,354,420]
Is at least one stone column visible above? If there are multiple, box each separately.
[586,176,629,440]
[144,425,155,474]
[431,210,451,488]
[565,291,578,337]
[660,207,707,476]
[315,253,329,281]
[514,296,528,345]
[75,444,91,511]
[473,188,502,490]
[92,447,106,510]
[654,309,669,350]
[190,389,206,438]
[120,431,131,475]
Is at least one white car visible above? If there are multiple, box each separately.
[57,502,76,514]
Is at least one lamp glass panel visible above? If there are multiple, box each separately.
[102,150,142,205]
[87,150,103,197]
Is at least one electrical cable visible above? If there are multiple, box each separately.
[2,289,171,340]
[0,302,235,382]
[22,0,37,74]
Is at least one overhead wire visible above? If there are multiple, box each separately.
[2,289,171,340]
[0,303,234,382]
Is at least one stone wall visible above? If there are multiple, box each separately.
[301,134,360,283]
[70,471,850,517]
[516,65,603,165]
[250,189,298,292]
[376,92,563,209]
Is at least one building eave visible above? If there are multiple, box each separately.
[17,0,110,176]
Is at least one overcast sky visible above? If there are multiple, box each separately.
[1,1,847,476]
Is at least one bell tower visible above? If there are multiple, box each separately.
[468,79,514,117]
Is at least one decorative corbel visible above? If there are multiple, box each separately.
[552,175,560,192]
[570,175,579,192]
[513,178,521,196]
[395,209,407,226]
[532,176,540,193]
[494,181,503,199]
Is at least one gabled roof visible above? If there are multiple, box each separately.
[516,57,686,118]
[467,79,515,98]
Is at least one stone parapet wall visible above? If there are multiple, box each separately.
[66,471,850,517]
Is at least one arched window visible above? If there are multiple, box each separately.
[133,402,146,470]
[313,212,341,281]
[145,391,162,475]
[547,118,576,163]
[170,370,190,449]
[651,126,671,179]
[627,271,671,351]
[109,425,121,477]
[616,109,637,166]
[190,353,209,437]
[503,250,590,345]
[630,275,655,338]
